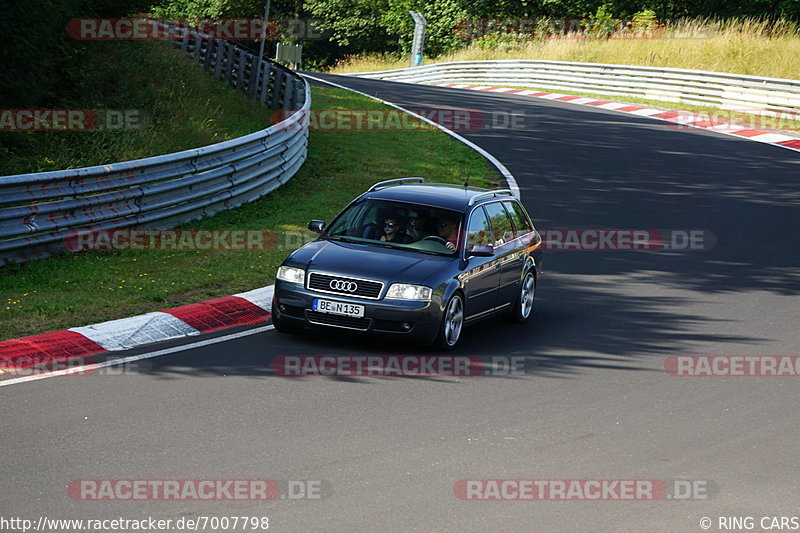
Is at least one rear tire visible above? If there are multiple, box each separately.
[434,293,464,350]
[505,270,535,323]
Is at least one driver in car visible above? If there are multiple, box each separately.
[435,216,459,251]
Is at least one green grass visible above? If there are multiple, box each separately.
[0,86,499,340]
[0,41,278,176]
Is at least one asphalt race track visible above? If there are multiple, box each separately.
[2,74,799,533]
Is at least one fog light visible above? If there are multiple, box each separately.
[401,322,412,330]
[279,304,286,312]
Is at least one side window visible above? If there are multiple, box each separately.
[483,202,515,247]
[465,207,494,252]
[504,200,533,238]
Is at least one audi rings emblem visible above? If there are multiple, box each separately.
[330,279,358,292]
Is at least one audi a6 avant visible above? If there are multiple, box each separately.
[271,178,543,348]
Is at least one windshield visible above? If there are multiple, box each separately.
[323,199,463,256]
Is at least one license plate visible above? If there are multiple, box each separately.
[312,299,365,318]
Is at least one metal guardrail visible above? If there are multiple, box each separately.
[353,60,800,116]
[0,25,310,266]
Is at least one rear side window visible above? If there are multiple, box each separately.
[465,206,494,252]
[503,200,533,238]
[483,202,515,246]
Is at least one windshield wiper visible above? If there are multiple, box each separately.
[413,248,450,256]
[369,241,399,249]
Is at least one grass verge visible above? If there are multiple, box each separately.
[0,86,499,340]
[0,41,278,176]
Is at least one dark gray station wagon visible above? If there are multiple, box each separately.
[272,178,542,348]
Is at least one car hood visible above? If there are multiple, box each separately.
[287,239,453,286]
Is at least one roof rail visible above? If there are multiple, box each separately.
[467,189,515,206]
[368,177,425,192]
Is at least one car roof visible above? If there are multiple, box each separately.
[361,183,512,212]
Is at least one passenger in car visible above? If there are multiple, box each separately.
[406,212,430,241]
[380,217,414,244]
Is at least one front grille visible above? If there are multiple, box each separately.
[306,310,371,331]
[307,272,383,299]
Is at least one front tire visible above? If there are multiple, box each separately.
[506,270,535,323]
[434,293,464,350]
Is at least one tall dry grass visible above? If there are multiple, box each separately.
[330,18,800,79]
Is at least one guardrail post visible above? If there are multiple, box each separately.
[248,54,259,99]
[293,81,305,109]
[204,40,215,72]
[271,68,284,109]
[224,44,235,85]
[193,37,203,62]
[214,41,224,79]
[236,49,247,90]
[259,62,271,105]
[282,77,293,110]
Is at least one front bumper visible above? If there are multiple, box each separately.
[272,280,442,343]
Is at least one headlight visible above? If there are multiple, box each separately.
[386,283,432,301]
[277,266,305,284]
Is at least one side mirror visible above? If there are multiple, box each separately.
[468,244,494,257]
[308,220,325,233]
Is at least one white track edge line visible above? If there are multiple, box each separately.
[0,325,274,388]
[301,73,521,197]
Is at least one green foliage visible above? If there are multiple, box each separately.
[149,0,298,19]
[0,0,151,107]
[587,4,618,38]
[149,0,234,18]
[382,0,470,56]
[304,0,394,51]
[304,0,469,56]
[630,8,659,36]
